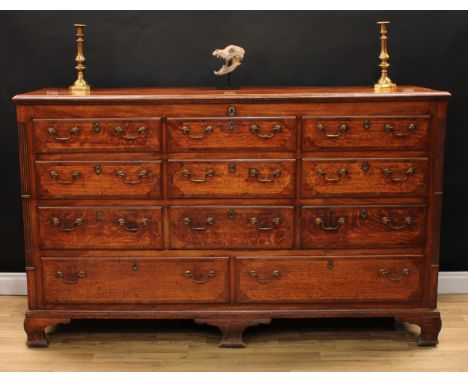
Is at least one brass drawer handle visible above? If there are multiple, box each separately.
[250,124,282,139]
[317,123,348,138]
[184,270,215,284]
[316,168,347,182]
[50,170,81,184]
[382,167,415,182]
[115,169,149,184]
[315,217,345,231]
[249,168,281,183]
[54,270,86,284]
[114,126,146,141]
[381,216,413,230]
[183,216,215,231]
[117,217,149,232]
[379,268,411,281]
[51,217,83,232]
[182,168,214,183]
[384,123,416,137]
[180,125,213,140]
[249,270,281,283]
[249,216,281,231]
[47,126,80,141]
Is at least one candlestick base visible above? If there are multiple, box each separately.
[69,83,91,95]
[374,82,397,93]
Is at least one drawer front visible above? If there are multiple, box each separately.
[236,256,422,303]
[302,158,428,197]
[167,117,296,152]
[168,160,295,198]
[42,257,229,304]
[302,116,430,151]
[37,161,162,199]
[169,206,294,249]
[39,206,163,249]
[33,118,161,153]
[301,205,426,248]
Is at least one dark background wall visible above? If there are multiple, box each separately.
[0,10,466,272]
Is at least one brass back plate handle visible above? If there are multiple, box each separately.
[250,124,282,139]
[183,216,215,231]
[249,270,281,283]
[182,168,214,183]
[382,167,415,182]
[117,217,149,232]
[249,216,281,231]
[184,270,215,284]
[50,170,81,184]
[381,216,413,230]
[315,217,345,231]
[55,270,86,284]
[316,168,347,182]
[114,126,146,141]
[51,217,83,232]
[180,125,213,140]
[379,268,411,281]
[115,169,149,184]
[249,168,281,183]
[317,123,348,138]
[47,126,80,141]
[384,123,416,137]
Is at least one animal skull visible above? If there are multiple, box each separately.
[212,45,245,76]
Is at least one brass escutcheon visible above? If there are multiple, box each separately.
[227,106,237,117]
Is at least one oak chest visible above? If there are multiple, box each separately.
[14,86,450,347]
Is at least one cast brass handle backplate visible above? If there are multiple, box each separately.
[382,167,415,182]
[250,124,282,139]
[317,123,348,138]
[249,270,281,283]
[47,126,80,141]
[249,168,281,183]
[115,169,149,184]
[379,268,411,281]
[55,270,86,284]
[180,125,213,140]
[184,270,215,283]
[114,126,146,141]
[249,216,281,231]
[49,170,81,184]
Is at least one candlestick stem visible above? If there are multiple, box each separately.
[374,21,397,92]
[69,24,90,94]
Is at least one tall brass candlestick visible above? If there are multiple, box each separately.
[69,24,91,94]
[374,21,397,92]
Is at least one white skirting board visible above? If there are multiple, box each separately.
[0,272,467,296]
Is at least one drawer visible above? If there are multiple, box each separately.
[236,256,422,304]
[302,158,428,197]
[33,118,161,153]
[301,205,426,248]
[169,206,294,249]
[36,161,161,199]
[168,159,295,198]
[38,206,163,249]
[42,257,229,304]
[302,116,430,151]
[167,117,296,152]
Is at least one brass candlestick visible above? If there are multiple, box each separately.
[69,24,90,94]
[374,21,397,92]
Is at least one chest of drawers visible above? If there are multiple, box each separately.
[14,86,450,348]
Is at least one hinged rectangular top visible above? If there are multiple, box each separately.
[13,86,451,104]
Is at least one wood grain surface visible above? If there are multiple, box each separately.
[1,295,467,371]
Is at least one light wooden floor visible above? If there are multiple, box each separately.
[1,295,468,371]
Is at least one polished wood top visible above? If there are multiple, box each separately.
[13,86,451,104]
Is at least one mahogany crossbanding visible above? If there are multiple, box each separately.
[14,86,449,348]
